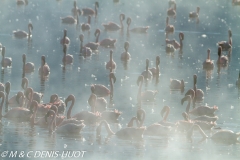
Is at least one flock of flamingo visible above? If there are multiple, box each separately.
[0,0,240,148]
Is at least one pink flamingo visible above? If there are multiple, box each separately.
[137,75,157,102]
[170,79,184,91]
[126,17,149,33]
[167,1,176,18]
[62,44,73,65]
[79,34,92,57]
[187,124,240,144]
[203,49,214,69]
[65,94,101,125]
[217,46,228,65]
[22,54,34,73]
[81,15,91,31]
[95,29,117,48]
[47,110,85,134]
[38,55,50,77]
[166,32,184,50]
[1,47,12,68]
[61,10,80,24]
[13,23,33,39]
[149,56,160,76]
[181,94,218,117]
[0,91,33,122]
[22,77,43,104]
[165,17,174,35]
[81,2,99,17]
[218,30,232,51]
[96,120,145,140]
[49,94,66,114]
[102,14,125,31]
[141,59,153,80]
[121,41,131,61]
[60,29,70,45]
[128,109,171,136]
[106,50,116,72]
[84,29,100,51]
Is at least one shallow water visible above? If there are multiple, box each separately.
[0,0,240,159]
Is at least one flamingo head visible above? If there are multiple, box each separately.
[197,7,200,13]
[109,72,116,83]
[45,109,55,123]
[73,0,76,7]
[179,32,184,40]
[184,89,195,100]
[16,91,24,105]
[95,1,99,8]
[137,75,144,86]
[120,13,125,21]
[228,29,232,37]
[28,23,33,31]
[124,41,130,52]
[126,17,131,26]
[64,94,75,107]
[50,94,58,103]
[94,29,100,37]
[41,55,46,65]
[24,87,33,100]
[160,106,170,118]
[1,46,5,56]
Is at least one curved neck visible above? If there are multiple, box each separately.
[110,77,114,101]
[163,108,169,121]
[27,89,33,109]
[186,97,191,113]
[96,121,115,137]
[67,97,75,119]
[49,113,56,132]
[30,103,38,125]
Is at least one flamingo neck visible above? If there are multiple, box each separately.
[0,95,4,118]
[186,97,191,113]
[97,120,115,137]
[30,104,38,125]
[80,41,83,53]
[67,97,75,119]
[137,80,143,105]
[49,113,56,132]
[95,33,99,43]
[163,108,169,121]
[207,52,210,60]
[120,16,123,29]
[110,77,114,101]
[27,90,33,109]
[137,109,145,127]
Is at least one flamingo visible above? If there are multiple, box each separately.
[106,50,116,72]
[95,29,117,48]
[170,79,184,91]
[60,11,80,24]
[16,0,28,6]
[189,7,200,19]
[102,14,125,31]
[13,23,33,39]
[79,34,92,57]
[232,0,240,5]
[166,44,175,53]
[0,91,33,122]
[47,110,85,134]
[88,93,107,113]
[121,41,131,61]
[81,15,91,31]
[91,84,110,97]
[137,75,157,102]
[149,56,160,76]
[167,1,176,18]
[65,94,101,125]
[81,2,99,17]
[49,94,66,114]
[96,120,145,140]
[1,47,12,68]
[203,49,214,69]
[60,29,70,45]
[217,46,228,65]
[22,54,34,73]
[165,17,174,35]
[181,94,218,117]
[71,1,80,16]
[22,77,43,104]
[166,32,184,50]
[126,17,149,33]
[127,109,172,137]
[62,44,73,65]
[84,29,100,51]
[141,59,153,80]
[187,124,240,144]
[185,74,204,103]
[218,30,232,51]
[38,55,50,77]
[159,106,176,127]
